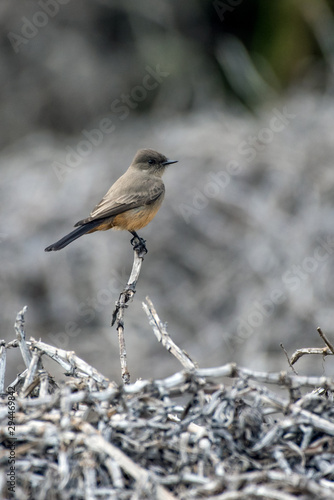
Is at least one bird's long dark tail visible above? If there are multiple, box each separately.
[44,220,103,252]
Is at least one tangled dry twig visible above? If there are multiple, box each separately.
[1,306,334,499]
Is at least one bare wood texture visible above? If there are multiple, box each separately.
[1,308,334,499]
[142,296,196,371]
[111,238,147,384]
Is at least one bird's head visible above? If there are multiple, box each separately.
[131,149,178,176]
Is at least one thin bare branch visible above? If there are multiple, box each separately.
[317,326,334,354]
[14,305,31,368]
[280,343,298,374]
[28,339,110,388]
[20,349,42,397]
[143,296,196,371]
[111,239,147,384]
[0,343,6,393]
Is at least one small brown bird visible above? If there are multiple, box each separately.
[45,149,177,252]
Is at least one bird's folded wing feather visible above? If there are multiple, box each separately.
[75,178,164,226]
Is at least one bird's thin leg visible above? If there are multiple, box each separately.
[129,231,147,255]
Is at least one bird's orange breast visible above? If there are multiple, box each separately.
[112,200,163,231]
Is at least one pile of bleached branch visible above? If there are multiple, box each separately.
[1,304,334,499]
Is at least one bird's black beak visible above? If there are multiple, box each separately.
[162,159,178,166]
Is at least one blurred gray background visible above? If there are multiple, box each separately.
[2,0,334,383]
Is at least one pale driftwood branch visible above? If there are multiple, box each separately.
[38,370,50,398]
[111,239,147,384]
[76,419,177,500]
[143,296,196,371]
[27,339,110,388]
[7,329,334,396]
[3,309,334,498]
[0,342,6,393]
[280,342,298,374]
[5,339,19,348]
[104,457,124,490]
[123,363,334,394]
[205,471,333,500]
[208,485,297,500]
[290,346,333,365]
[20,349,42,397]
[287,326,334,366]
[8,368,28,392]
[317,326,334,354]
[14,305,32,368]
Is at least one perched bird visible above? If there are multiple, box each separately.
[45,149,177,252]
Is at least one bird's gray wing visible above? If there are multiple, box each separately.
[75,178,164,226]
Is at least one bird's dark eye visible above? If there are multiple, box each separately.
[148,159,156,165]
